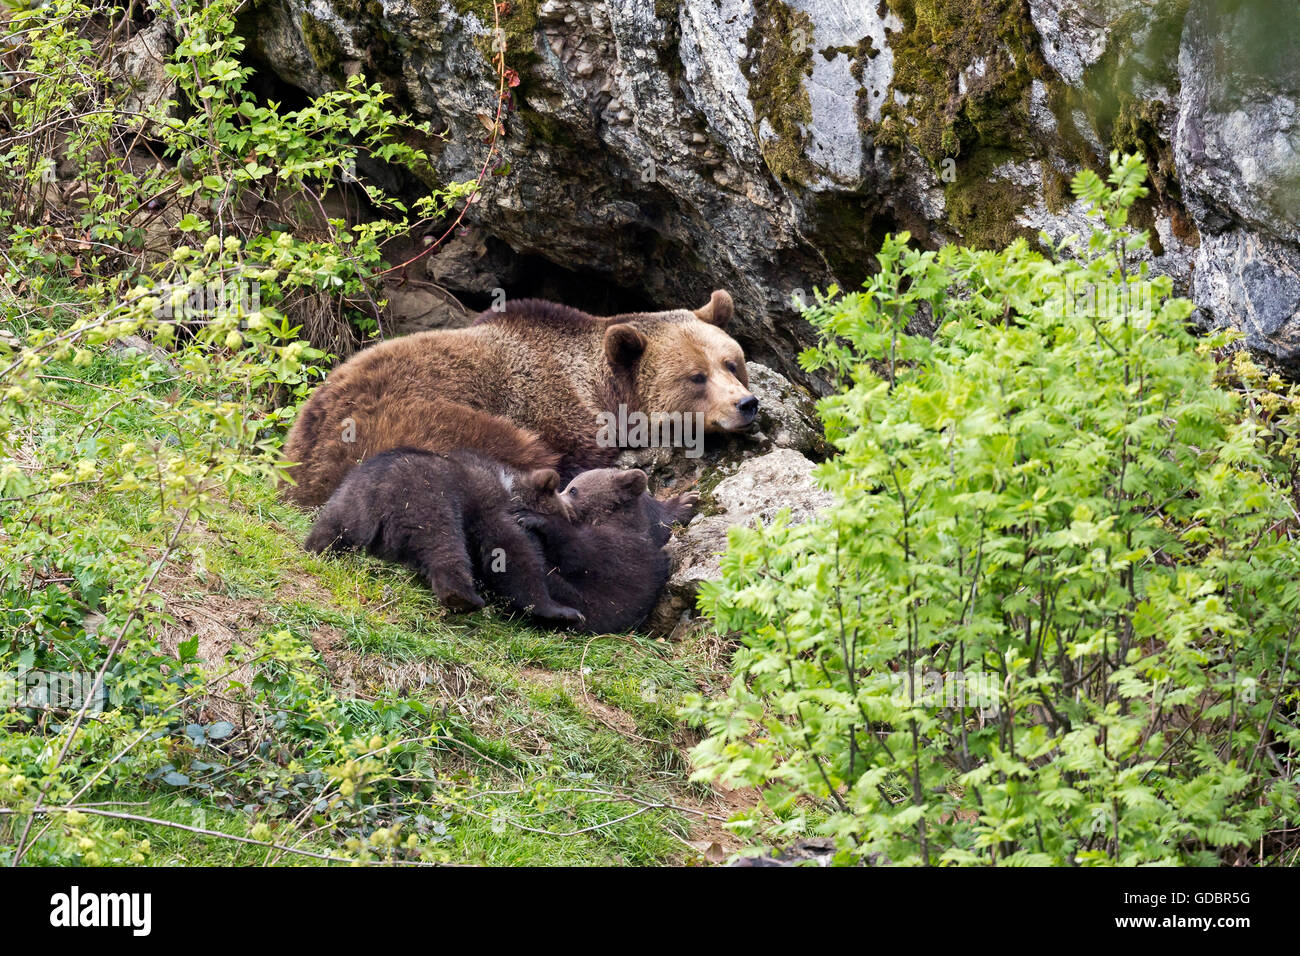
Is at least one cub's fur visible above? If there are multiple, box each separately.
[282,291,755,506]
[304,448,584,626]
[559,467,699,547]
[527,469,698,634]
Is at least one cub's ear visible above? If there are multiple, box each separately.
[693,289,734,328]
[528,469,561,494]
[618,469,648,497]
[604,323,647,367]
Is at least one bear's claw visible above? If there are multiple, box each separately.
[439,588,486,613]
[537,604,586,627]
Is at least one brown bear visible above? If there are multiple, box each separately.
[525,468,698,634]
[303,448,585,626]
[281,290,756,507]
[556,467,699,547]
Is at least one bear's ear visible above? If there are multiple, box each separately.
[693,289,734,328]
[528,469,561,494]
[618,469,648,497]
[604,323,647,367]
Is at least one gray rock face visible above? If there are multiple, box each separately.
[238,0,1300,369]
[746,361,828,455]
[1028,0,1110,88]
[649,446,834,635]
[118,20,176,119]
[1175,0,1300,365]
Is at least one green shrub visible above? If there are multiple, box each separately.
[685,154,1300,865]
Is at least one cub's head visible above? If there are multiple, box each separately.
[603,290,758,432]
[560,468,648,524]
[517,468,575,522]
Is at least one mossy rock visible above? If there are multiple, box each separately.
[880,0,1039,170]
[743,0,820,187]
[301,11,347,82]
[447,0,541,71]
[942,151,1035,250]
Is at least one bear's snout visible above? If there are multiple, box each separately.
[736,395,758,424]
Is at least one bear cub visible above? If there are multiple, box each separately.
[304,448,585,626]
[525,468,699,634]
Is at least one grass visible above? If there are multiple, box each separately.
[1,307,735,866]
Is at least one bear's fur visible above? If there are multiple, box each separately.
[281,290,755,506]
[303,448,585,626]
[526,468,698,634]
[558,466,699,547]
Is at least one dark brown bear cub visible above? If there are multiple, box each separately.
[304,448,584,626]
[559,468,699,547]
[526,469,698,634]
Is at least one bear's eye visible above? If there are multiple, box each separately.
[689,372,707,385]
[725,361,738,374]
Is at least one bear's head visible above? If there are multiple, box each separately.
[515,467,576,522]
[603,290,758,433]
[559,468,649,524]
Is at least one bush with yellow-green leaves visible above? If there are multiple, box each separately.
[687,154,1300,866]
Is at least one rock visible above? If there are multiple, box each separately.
[117,20,176,122]
[1028,0,1115,88]
[238,0,890,376]
[237,0,1300,374]
[648,447,834,635]
[728,837,840,866]
[423,225,520,296]
[746,362,829,457]
[111,334,178,369]
[382,283,474,334]
[1175,0,1300,366]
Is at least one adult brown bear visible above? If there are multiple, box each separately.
[281,290,756,506]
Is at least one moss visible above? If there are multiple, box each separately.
[301,11,347,81]
[1111,97,1179,199]
[518,107,579,151]
[847,33,880,84]
[447,0,540,71]
[878,0,1037,168]
[872,1,1049,248]
[653,0,678,20]
[330,0,384,18]
[740,1,820,187]
[1041,165,1072,215]
[942,151,1034,249]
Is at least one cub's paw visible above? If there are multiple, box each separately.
[536,603,586,627]
[515,512,548,532]
[436,586,486,613]
[667,491,701,522]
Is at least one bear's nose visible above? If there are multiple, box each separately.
[736,395,758,422]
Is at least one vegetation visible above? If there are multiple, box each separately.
[3,0,1298,870]
[0,0,713,865]
[686,154,1300,866]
